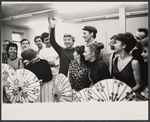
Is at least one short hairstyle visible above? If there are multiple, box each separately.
[63,34,75,42]
[141,37,148,48]
[21,48,37,61]
[82,26,97,39]
[87,42,104,58]
[3,40,11,43]
[138,28,148,39]
[110,35,116,40]
[21,39,30,45]
[116,32,136,53]
[6,42,18,57]
[41,32,49,42]
[34,36,41,42]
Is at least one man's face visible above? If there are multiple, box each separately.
[43,36,51,47]
[21,40,30,50]
[83,30,93,43]
[35,38,43,48]
[63,36,74,49]
[135,31,145,43]
[3,41,9,52]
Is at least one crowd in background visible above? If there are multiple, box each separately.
[2,18,148,103]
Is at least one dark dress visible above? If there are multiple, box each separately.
[89,58,111,85]
[69,60,91,91]
[113,57,136,88]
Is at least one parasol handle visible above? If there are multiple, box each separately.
[39,79,43,103]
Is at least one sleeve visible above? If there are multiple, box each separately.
[50,28,62,55]
[99,49,109,67]
[43,60,53,82]
[99,63,111,80]
[38,50,44,59]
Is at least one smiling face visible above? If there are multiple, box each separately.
[35,38,43,48]
[83,30,93,43]
[113,40,125,54]
[83,46,92,61]
[135,31,145,43]
[63,37,74,49]
[109,39,116,50]
[141,47,148,62]
[8,46,17,57]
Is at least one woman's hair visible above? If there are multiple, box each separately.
[21,48,37,61]
[87,42,104,58]
[41,32,49,42]
[6,42,18,57]
[75,45,85,63]
[115,32,136,53]
[141,37,148,48]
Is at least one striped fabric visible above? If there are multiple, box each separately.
[36,76,56,103]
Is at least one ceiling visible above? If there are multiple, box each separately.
[1,2,148,28]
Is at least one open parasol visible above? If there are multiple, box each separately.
[52,74,73,102]
[4,69,40,103]
[88,79,136,102]
[73,88,91,102]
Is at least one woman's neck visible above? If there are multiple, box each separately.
[9,55,17,60]
[76,58,81,65]
[119,50,129,60]
[89,56,97,62]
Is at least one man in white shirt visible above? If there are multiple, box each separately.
[39,32,59,77]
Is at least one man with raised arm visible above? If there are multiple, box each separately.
[48,18,75,76]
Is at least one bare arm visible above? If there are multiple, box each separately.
[131,60,142,92]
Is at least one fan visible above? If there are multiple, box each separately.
[73,88,91,102]
[5,69,40,103]
[52,74,73,102]
[88,79,136,102]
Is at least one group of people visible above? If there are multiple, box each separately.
[2,18,148,103]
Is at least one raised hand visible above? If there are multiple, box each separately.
[48,18,57,28]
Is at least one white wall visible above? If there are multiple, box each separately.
[2,16,148,54]
[1,25,29,55]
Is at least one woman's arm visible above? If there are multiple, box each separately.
[19,58,24,69]
[131,60,142,92]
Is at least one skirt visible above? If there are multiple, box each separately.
[35,76,56,103]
